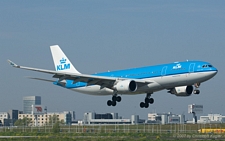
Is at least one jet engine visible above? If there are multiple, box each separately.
[114,80,137,93]
[168,85,193,96]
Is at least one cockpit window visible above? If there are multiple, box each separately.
[202,64,213,68]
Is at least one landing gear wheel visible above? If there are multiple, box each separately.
[116,96,121,102]
[112,101,116,106]
[145,98,150,103]
[107,100,112,106]
[193,89,200,94]
[108,95,121,107]
[149,98,154,104]
[140,93,154,108]
[140,102,145,108]
[144,103,149,108]
[112,96,117,101]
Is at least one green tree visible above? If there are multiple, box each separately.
[48,114,59,125]
[60,119,65,125]
[14,117,31,126]
[14,119,22,126]
[52,121,60,133]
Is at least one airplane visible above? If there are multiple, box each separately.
[8,45,218,108]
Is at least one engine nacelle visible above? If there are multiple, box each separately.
[168,85,193,96]
[114,80,137,93]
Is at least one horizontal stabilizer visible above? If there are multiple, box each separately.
[26,77,55,82]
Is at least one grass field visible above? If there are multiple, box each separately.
[0,123,225,140]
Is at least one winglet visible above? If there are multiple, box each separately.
[7,60,20,68]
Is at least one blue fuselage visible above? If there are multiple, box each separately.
[61,61,217,90]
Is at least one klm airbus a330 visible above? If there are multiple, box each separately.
[8,45,218,108]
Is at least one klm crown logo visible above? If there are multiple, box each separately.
[173,64,182,70]
[60,58,67,64]
[57,57,70,71]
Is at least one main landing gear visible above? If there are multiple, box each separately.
[107,95,121,107]
[140,93,154,108]
[193,83,201,94]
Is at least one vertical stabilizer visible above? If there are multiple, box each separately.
[50,45,80,74]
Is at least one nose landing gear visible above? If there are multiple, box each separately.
[193,89,200,94]
[193,83,201,94]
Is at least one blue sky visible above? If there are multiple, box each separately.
[1,1,225,119]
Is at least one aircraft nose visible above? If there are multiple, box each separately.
[214,67,218,74]
[211,69,218,77]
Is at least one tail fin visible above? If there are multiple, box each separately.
[50,45,80,74]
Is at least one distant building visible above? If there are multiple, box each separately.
[23,96,41,114]
[70,111,76,121]
[8,110,19,126]
[18,111,73,126]
[199,114,225,123]
[8,110,18,120]
[64,111,72,125]
[131,115,139,124]
[0,112,9,126]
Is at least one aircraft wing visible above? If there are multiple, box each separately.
[8,60,152,88]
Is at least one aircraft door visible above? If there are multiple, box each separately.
[189,63,195,73]
[161,66,167,77]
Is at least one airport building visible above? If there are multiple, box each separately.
[23,96,41,114]
[147,112,185,124]
[82,112,142,125]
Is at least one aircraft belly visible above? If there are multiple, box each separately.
[186,71,217,84]
[71,85,113,96]
[154,74,187,88]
